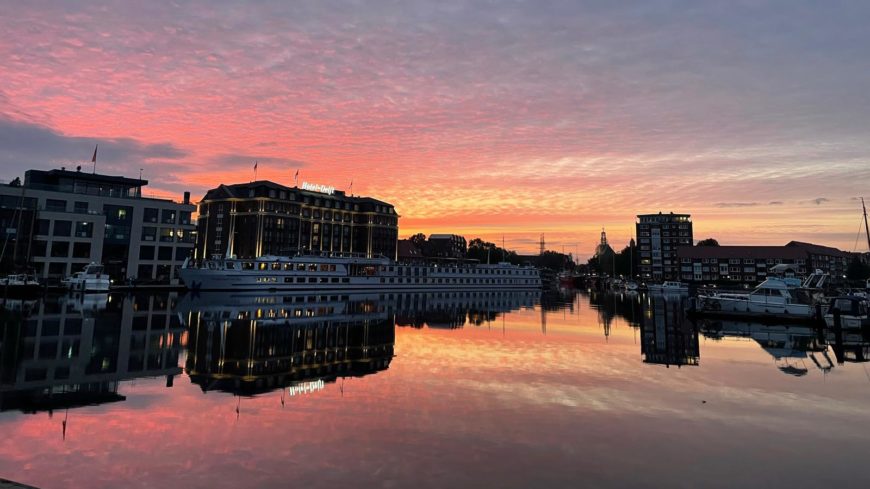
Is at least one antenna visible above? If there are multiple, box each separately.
[539,233,545,255]
[863,197,870,252]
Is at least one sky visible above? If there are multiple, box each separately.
[1,0,869,258]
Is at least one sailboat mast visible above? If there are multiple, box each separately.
[863,197,870,252]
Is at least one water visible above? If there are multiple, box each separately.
[1,289,869,489]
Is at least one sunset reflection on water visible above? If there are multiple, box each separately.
[1,289,868,489]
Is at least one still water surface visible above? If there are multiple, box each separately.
[1,289,869,488]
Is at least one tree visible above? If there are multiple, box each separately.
[697,238,720,246]
[409,233,427,249]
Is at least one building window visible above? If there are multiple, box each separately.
[139,246,155,260]
[50,241,69,258]
[161,209,176,224]
[142,227,157,241]
[137,264,153,280]
[72,242,91,258]
[46,199,66,212]
[48,262,67,276]
[35,219,50,235]
[180,211,191,225]
[74,201,89,213]
[75,221,93,238]
[160,228,175,242]
[158,247,173,261]
[175,247,190,261]
[53,220,72,236]
[144,208,158,223]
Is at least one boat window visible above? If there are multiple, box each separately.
[271,263,281,270]
[320,264,329,271]
[296,264,305,271]
[243,262,254,270]
[308,264,317,272]
[284,263,293,270]
[258,263,267,271]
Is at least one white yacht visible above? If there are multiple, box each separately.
[179,252,542,292]
[693,277,816,320]
[824,296,869,329]
[647,281,689,293]
[62,263,111,292]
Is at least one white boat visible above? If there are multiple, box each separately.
[824,296,870,329]
[0,273,41,295]
[693,277,816,320]
[62,263,111,292]
[179,252,542,292]
[647,281,688,293]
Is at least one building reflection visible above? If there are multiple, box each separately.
[179,292,395,396]
[639,293,700,367]
[391,290,539,329]
[586,289,644,331]
[0,293,183,413]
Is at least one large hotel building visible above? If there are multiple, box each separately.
[196,180,398,260]
[636,212,693,281]
[0,169,195,284]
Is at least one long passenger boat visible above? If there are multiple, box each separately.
[179,252,542,291]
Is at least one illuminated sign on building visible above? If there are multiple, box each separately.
[301,181,335,195]
[287,379,326,396]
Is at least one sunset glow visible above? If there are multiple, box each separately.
[2,1,869,257]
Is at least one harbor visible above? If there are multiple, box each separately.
[1,288,868,488]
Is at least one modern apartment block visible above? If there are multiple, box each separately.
[636,212,693,281]
[0,168,195,284]
[196,180,399,260]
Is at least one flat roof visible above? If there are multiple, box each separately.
[676,246,806,260]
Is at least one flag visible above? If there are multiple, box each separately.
[254,161,258,170]
[91,144,98,163]
[294,169,299,184]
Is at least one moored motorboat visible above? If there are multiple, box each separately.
[62,263,111,292]
[824,296,870,329]
[0,273,41,296]
[691,277,818,322]
[647,281,688,293]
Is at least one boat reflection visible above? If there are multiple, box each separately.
[585,289,870,374]
[0,293,183,413]
[177,289,542,395]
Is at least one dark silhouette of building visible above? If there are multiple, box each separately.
[196,181,398,260]
[426,234,467,259]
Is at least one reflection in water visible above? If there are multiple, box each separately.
[2,289,870,488]
[0,293,182,413]
[180,292,396,396]
[640,293,700,367]
[178,290,542,396]
[587,288,870,375]
[698,320,829,376]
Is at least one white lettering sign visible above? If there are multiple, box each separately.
[301,181,335,195]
